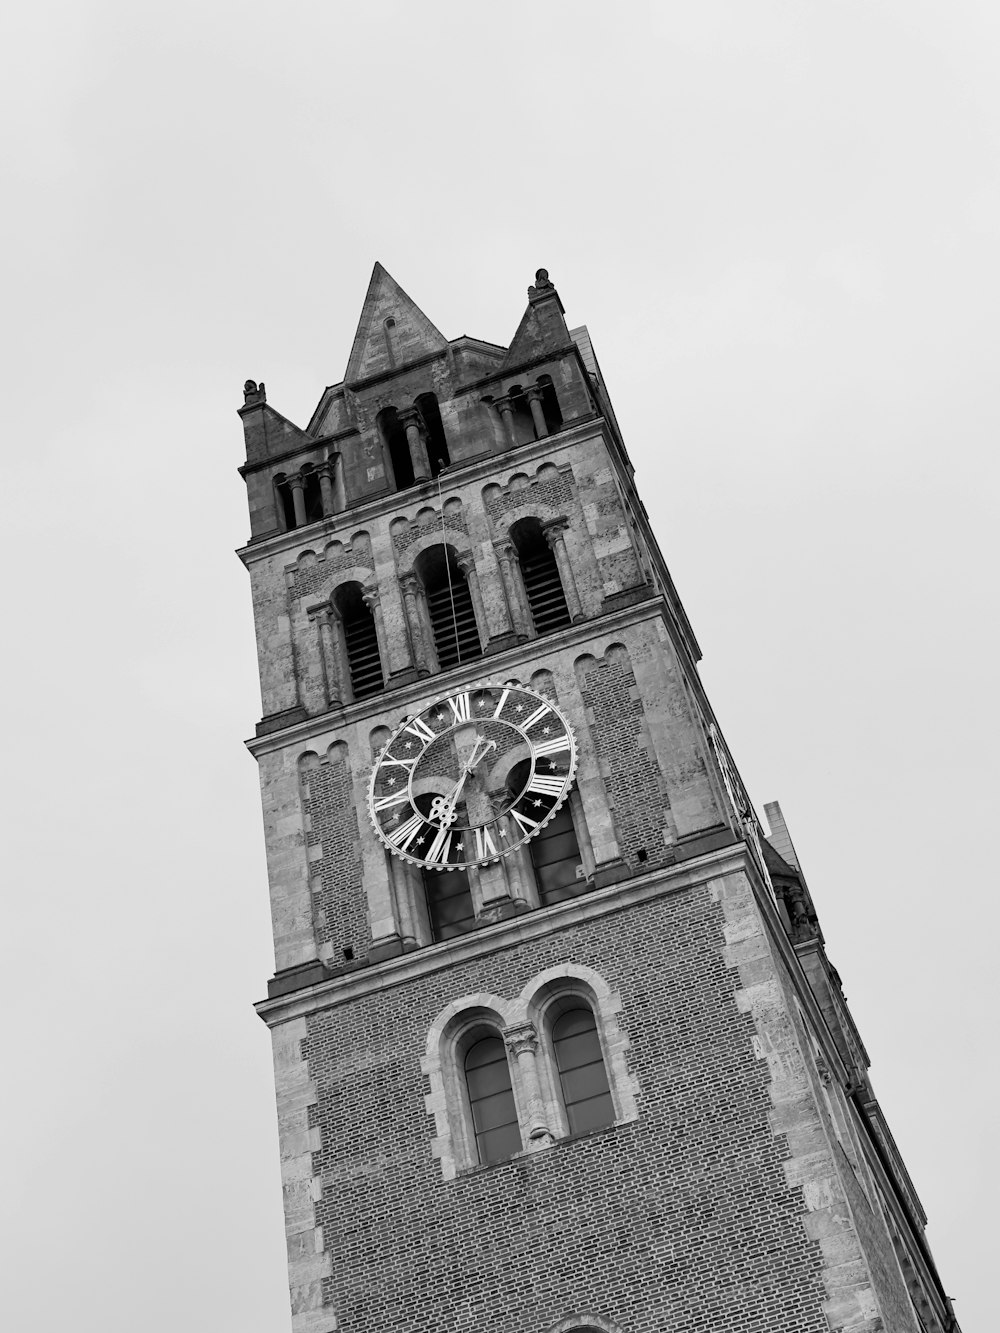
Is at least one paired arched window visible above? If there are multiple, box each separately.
[378,394,451,493]
[274,459,340,532]
[550,1004,615,1135]
[415,545,483,671]
[332,582,384,701]
[464,1034,521,1164]
[511,517,571,635]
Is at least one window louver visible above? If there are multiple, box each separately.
[427,578,482,671]
[342,604,383,700]
[521,544,571,635]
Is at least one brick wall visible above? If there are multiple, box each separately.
[302,747,369,960]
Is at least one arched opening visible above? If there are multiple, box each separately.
[508,385,536,444]
[378,406,414,491]
[507,759,583,906]
[464,1032,521,1164]
[550,1003,614,1134]
[416,392,450,477]
[537,374,563,433]
[274,473,296,531]
[511,518,571,635]
[333,582,383,701]
[415,545,483,671]
[300,464,324,525]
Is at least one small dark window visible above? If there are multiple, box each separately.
[301,466,324,525]
[465,1035,521,1164]
[537,375,563,433]
[416,392,450,477]
[378,406,414,491]
[512,518,571,635]
[508,384,536,444]
[422,864,476,942]
[274,473,296,531]
[552,1006,614,1135]
[417,545,483,672]
[334,582,383,701]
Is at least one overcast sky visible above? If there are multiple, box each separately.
[1,3,996,1330]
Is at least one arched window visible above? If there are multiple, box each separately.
[551,1004,614,1134]
[416,392,450,477]
[416,545,483,671]
[507,759,583,905]
[300,464,324,525]
[512,518,571,635]
[421,865,476,941]
[333,582,383,701]
[274,473,296,530]
[464,1033,521,1164]
[508,385,536,444]
[378,406,414,491]
[537,374,563,433]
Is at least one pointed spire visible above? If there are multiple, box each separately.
[344,262,449,382]
[502,267,573,370]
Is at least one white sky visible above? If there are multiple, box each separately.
[1,3,995,1330]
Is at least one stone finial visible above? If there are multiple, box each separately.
[527,267,561,307]
[534,268,552,288]
[243,379,266,404]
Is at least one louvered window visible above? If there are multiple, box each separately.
[335,583,384,701]
[552,1006,614,1135]
[513,519,571,635]
[418,546,483,672]
[464,1035,521,1163]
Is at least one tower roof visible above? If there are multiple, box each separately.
[344,262,449,383]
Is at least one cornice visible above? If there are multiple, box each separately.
[235,417,606,569]
[238,426,360,479]
[254,842,754,1027]
[244,594,669,758]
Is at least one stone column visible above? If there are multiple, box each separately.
[543,518,584,622]
[494,539,531,640]
[456,551,487,651]
[503,1023,553,1146]
[524,384,549,439]
[399,407,431,481]
[494,397,518,449]
[288,473,307,528]
[399,573,430,676]
[388,856,418,949]
[318,463,336,517]
[309,604,343,709]
[361,584,388,688]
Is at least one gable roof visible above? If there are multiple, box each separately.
[344,262,449,383]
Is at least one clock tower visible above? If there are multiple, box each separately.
[238,265,960,1333]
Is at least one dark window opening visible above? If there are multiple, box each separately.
[508,385,537,444]
[422,864,476,941]
[465,1034,521,1164]
[512,518,571,635]
[416,392,450,477]
[417,546,483,672]
[537,374,563,433]
[508,759,582,906]
[274,474,296,531]
[300,466,324,524]
[378,406,414,491]
[334,582,383,701]
[552,1006,614,1135]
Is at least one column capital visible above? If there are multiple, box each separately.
[361,584,380,611]
[398,406,424,431]
[524,383,545,403]
[455,550,476,576]
[542,516,570,546]
[306,600,333,625]
[399,571,422,596]
[503,1022,540,1058]
[493,537,518,562]
[494,396,514,415]
[287,472,306,492]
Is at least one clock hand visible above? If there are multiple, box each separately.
[434,738,498,822]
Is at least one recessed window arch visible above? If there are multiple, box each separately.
[415,391,450,477]
[507,384,536,444]
[464,1030,521,1164]
[511,517,571,635]
[377,405,414,491]
[299,464,324,525]
[332,581,384,701]
[536,374,563,433]
[274,472,295,531]
[414,544,484,671]
[548,998,615,1135]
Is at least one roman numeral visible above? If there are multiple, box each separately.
[447,692,471,723]
[511,809,539,834]
[521,703,550,731]
[374,789,411,812]
[528,773,565,797]
[474,826,497,860]
[380,753,416,769]
[387,813,424,850]
[426,826,453,864]
[492,688,510,719]
[404,717,436,745]
[532,733,569,757]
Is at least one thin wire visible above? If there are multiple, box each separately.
[437,465,461,664]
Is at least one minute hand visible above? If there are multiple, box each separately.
[440,738,497,816]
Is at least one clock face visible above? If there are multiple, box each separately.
[368,684,577,871]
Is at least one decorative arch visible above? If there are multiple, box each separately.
[545,1317,623,1333]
